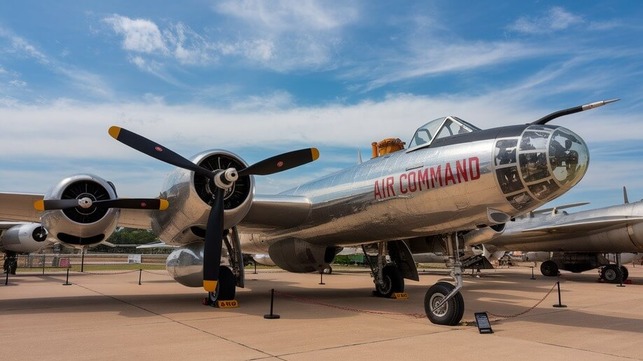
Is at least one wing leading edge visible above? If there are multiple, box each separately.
[519,215,643,235]
[239,194,312,232]
[0,192,44,222]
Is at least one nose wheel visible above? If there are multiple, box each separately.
[423,233,465,326]
[424,282,465,326]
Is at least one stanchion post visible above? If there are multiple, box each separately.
[553,281,567,308]
[530,266,536,280]
[319,270,325,285]
[138,269,142,285]
[4,270,8,286]
[63,268,72,286]
[42,254,45,275]
[263,288,280,319]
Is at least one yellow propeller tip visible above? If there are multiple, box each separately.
[311,148,320,161]
[108,126,121,139]
[159,199,169,211]
[34,200,45,211]
[203,280,218,292]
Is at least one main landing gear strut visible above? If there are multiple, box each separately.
[363,242,405,298]
[423,233,465,326]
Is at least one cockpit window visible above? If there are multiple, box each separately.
[408,116,479,149]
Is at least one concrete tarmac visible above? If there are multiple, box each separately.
[1,265,642,361]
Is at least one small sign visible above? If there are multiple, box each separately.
[59,258,70,268]
[217,300,239,308]
[392,292,409,300]
[474,312,493,334]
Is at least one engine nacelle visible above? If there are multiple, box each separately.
[40,174,120,247]
[1,223,48,253]
[268,239,339,273]
[154,150,255,245]
[165,243,204,287]
[523,251,550,262]
[462,223,506,247]
[252,253,276,266]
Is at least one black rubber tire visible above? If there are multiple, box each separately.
[207,266,236,304]
[424,282,464,326]
[620,266,629,281]
[601,264,621,283]
[540,260,559,277]
[374,265,404,298]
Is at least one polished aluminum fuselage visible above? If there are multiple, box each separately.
[486,201,643,253]
[240,124,589,254]
[243,141,498,249]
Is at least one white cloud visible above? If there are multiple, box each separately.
[100,2,358,76]
[0,27,49,65]
[214,0,357,32]
[9,79,26,87]
[0,27,113,101]
[103,15,168,54]
[508,7,583,35]
[362,41,546,91]
[0,91,638,200]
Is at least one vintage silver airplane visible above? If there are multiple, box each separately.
[0,99,616,325]
[477,188,643,282]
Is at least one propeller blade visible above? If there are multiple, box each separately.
[34,199,81,211]
[34,198,169,211]
[95,198,169,210]
[109,126,214,178]
[203,187,224,293]
[238,148,319,176]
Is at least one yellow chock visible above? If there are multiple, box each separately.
[217,300,239,308]
[392,293,408,300]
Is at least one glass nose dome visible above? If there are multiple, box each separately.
[495,125,589,211]
[547,127,589,186]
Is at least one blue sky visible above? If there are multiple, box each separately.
[1,1,643,211]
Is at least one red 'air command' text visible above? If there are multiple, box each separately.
[374,157,480,200]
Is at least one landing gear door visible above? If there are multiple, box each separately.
[388,240,419,281]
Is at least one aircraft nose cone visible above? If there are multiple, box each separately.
[500,126,589,211]
[547,126,589,188]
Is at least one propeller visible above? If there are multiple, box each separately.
[34,197,169,211]
[108,126,319,293]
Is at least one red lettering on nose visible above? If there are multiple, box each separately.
[386,176,396,197]
[399,173,408,194]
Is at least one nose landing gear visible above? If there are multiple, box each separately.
[423,233,465,326]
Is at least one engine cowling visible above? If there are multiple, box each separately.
[268,239,339,273]
[40,174,120,247]
[252,253,276,266]
[154,150,255,245]
[462,223,506,247]
[1,223,48,253]
[165,243,204,287]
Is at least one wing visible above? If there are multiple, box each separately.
[0,221,29,231]
[239,194,312,232]
[0,192,43,222]
[520,215,643,235]
[117,209,155,229]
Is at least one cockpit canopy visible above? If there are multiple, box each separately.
[409,116,480,149]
